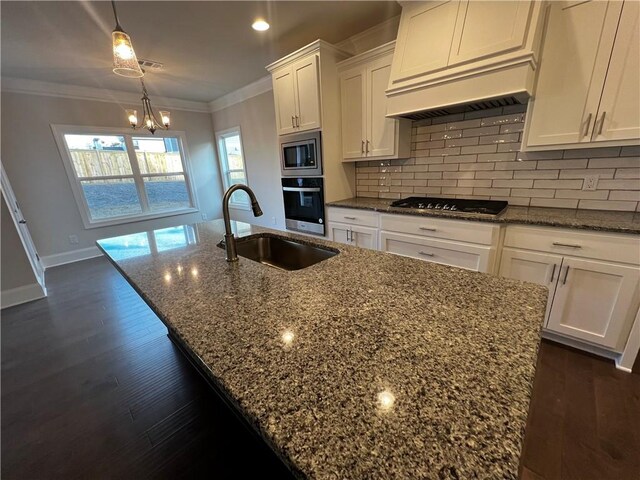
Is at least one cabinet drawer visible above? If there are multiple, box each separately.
[327,207,378,227]
[380,213,498,245]
[380,231,493,272]
[504,226,640,265]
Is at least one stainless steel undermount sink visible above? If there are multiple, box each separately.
[218,234,338,271]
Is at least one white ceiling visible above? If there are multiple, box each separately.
[1,1,401,103]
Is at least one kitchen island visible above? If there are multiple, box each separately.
[97,220,547,479]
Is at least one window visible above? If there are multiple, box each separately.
[52,125,197,228]
[216,127,249,209]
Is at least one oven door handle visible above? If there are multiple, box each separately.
[282,187,321,192]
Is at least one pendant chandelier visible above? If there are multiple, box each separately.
[111,1,143,78]
[126,78,171,135]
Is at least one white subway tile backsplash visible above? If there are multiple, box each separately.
[533,179,584,189]
[480,113,524,126]
[530,198,579,209]
[478,133,520,145]
[355,109,639,211]
[615,168,640,179]
[620,145,640,157]
[564,147,622,159]
[462,126,500,137]
[578,200,637,211]
[609,190,640,202]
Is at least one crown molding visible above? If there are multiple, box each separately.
[1,77,210,113]
[335,15,400,55]
[337,41,396,71]
[265,39,351,72]
[209,75,273,113]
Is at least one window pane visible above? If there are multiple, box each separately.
[143,175,191,211]
[223,135,244,170]
[64,134,131,177]
[154,226,191,252]
[81,178,142,219]
[98,232,151,260]
[134,137,184,174]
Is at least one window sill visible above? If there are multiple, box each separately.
[83,207,199,229]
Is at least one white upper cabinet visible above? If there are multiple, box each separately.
[523,0,640,150]
[390,1,459,82]
[593,0,640,142]
[340,69,366,159]
[448,1,533,66]
[338,43,411,161]
[273,68,298,135]
[269,53,321,135]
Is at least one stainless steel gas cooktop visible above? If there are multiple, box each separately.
[390,197,508,215]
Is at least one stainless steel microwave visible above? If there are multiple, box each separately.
[280,131,322,177]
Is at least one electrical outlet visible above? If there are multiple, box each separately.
[201,213,208,220]
[583,175,599,191]
[69,234,79,245]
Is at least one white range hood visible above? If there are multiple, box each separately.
[384,1,547,119]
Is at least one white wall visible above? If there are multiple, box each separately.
[211,91,285,229]
[1,196,37,290]
[1,92,223,260]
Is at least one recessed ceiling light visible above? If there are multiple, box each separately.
[252,19,269,31]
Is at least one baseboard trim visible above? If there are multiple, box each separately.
[41,246,103,269]
[1,283,47,309]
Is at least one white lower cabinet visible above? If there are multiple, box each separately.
[379,231,494,272]
[500,226,640,352]
[329,222,378,250]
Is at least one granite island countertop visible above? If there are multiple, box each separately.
[327,197,640,234]
[97,220,548,479]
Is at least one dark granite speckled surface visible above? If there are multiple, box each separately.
[327,197,640,234]
[97,220,547,479]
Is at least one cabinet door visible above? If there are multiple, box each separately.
[525,1,623,147]
[293,55,322,132]
[367,59,396,158]
[272,67,297,135]
[499,248,563,322]
[328,223,351,245]
[592,0,640,142]
[351,225,378,250]
[448,1,532,66]
[340,68,366,159]
[547,257,640,351]
[389,1,460,85]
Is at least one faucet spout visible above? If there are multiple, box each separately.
[222,184,263,262]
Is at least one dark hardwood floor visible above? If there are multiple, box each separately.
[2,257,639,479]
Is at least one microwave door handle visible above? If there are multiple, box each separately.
[282,187,321,192]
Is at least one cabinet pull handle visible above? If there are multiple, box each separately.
[366,140,370,154]
[582,113,592,138]
[562,266,570,285]
[344,216,356,220]
[419,227,437,232]
[291,116,295,128]
[552,242,582,249]
[295,116,300,128]
[596,111,606,135]
[550,264,557,283]
[361,140,365,154]
[418,251,435,257]
[346,229,351,242]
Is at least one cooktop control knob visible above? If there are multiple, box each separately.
[443,204,451,210]
[427,203,434,209]
[450,205,458,211]
[435,203,442,209]
[418,203,425,209]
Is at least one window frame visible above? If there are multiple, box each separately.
[215,126,250,211]
[51,124,199,229]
